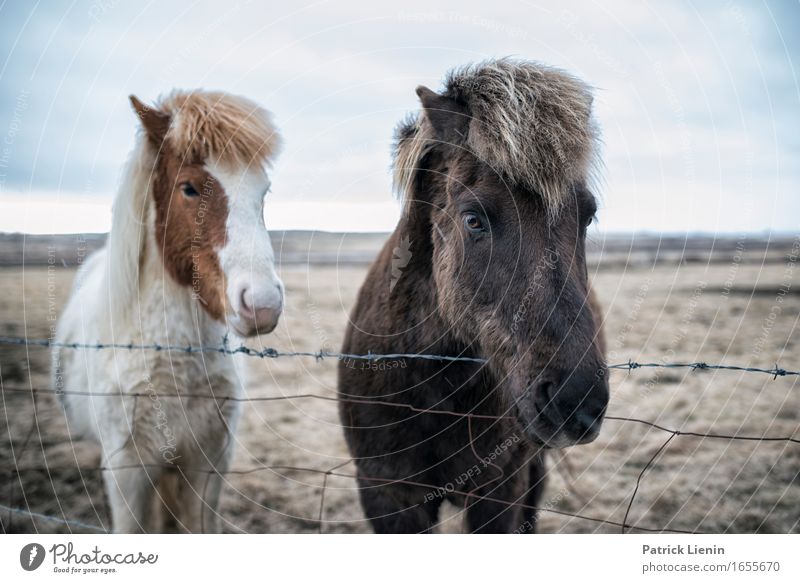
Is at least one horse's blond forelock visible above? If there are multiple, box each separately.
[156,90,282,169]
[393,59,600,218]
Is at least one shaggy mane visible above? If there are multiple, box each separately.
[156,90,282,169]
[393,58,600,215]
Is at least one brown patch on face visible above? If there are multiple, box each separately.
[128,91,282,325]
[150,147,230,321]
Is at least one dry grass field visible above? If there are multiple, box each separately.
[1,233,798,533]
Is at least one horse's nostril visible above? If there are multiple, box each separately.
[240,287,253,314]
[528,370,608,442]
[542,380,556,402]
[533,379,562,423]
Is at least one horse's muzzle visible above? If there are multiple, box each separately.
[517,366,609,448]
[229,282,283,337]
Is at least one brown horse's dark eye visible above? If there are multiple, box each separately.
[463,213,485,233]
[181,183,199,197]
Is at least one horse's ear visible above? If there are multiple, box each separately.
[415,86,469,145]
[129,95,170,145]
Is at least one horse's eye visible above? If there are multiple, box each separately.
[181,183,199,197]
[463,213,485,233]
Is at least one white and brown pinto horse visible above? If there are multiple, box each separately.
[53,90,283,532]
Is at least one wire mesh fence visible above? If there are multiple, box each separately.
[1,335,798,534]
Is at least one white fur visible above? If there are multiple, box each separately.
[53,140,279,533]
[208,161,283,335]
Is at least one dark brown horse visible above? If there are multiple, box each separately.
[338,59,609,533]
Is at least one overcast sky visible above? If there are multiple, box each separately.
[0,0,798,233]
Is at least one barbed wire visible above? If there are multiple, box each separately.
[0,335,487,363]
[1,334,798,534]
[607,360,800,379]
[2,334,798,377]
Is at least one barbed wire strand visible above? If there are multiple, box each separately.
[0,336,487,364]
[2,335,799,377]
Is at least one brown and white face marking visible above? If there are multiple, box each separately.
[130,95,283,337]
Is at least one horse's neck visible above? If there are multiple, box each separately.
[390,210,436,300]
[138,223,223,344]
[381,213,444,336]
[103,198,223,346]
